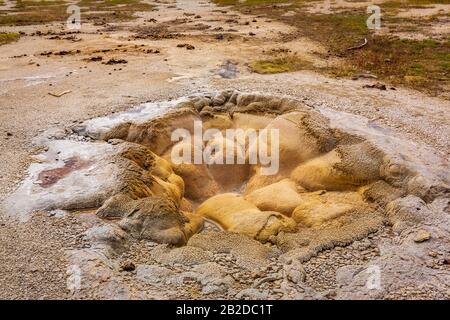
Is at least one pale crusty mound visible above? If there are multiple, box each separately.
[95,142,203,246]
[196,193,296,242]
[244,179,305,216]
[72,91,443,251]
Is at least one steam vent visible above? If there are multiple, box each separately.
[4,91,449,299]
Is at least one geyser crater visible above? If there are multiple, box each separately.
[4,91,448,256]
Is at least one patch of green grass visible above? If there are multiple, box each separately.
[382,1,404,8]
[407,0,450,4]
[78,0,153,23]
[0,32,20,45]
[16,0,66,7]
[382,0,449,11]
[250,60,291,73]
[281,12,370,54]
[77,0,151,9]
[384,0,450,5]
[213,0,312,8]
[348,37,450,93]
[250,55,313,74]
[214,0,292,5]
[224,3,449,95]
[0,0,68,25]
[0,0,153,25]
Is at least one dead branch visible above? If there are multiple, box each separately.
[48,90,72,98]
[347,38,368,51]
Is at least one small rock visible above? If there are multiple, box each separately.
[363,83,387,90]
[121,261,136,272]
[177,43,195,50]
[324,290,337,299]
[284,265,305,284]
[414,230,431,243]
[235,288,268,299]
[104,58,127,65]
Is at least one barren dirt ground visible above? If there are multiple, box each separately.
[0,0,449,299]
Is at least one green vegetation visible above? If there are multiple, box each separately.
[17,0,66,7]
[215,0,450,4]
[294,12,450,95]
[214,0,293,5]
[0,0,153,26]
[0,32,20,45]
[78,0,153,23]
[250,56,313,74]
[407,0,450,5]
[382,0,449,11]
[218,1,449,95]
[348,37,449,92]
[0,1,68,25]
[78,0,151,10]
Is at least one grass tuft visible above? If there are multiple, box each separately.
[250,55,313,74]
[0,32,20,45]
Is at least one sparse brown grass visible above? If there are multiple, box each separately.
[0,0,153,26]
[348,38,450,93]
[79,0,154,23]
[78,0,152,13]
[0,1,68,25]
[381,0,450,14]
[219,1,450,96]
[405,0,449,5]
[214,0,293,5]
